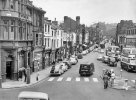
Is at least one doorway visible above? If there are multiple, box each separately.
[6,61,13,79]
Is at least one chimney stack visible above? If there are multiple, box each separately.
[76,16,80,25]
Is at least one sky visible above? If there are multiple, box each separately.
[31,0,136,26]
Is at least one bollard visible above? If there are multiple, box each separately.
[124,79,128,90]
[120,69,123,78]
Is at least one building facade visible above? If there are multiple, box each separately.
[115,20,134,47]
[43,18,52,68]
[0,0,45,82]
[118,27,136,48]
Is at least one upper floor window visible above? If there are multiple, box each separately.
[44,24,47,32]
[10,0,14,10]
[48,25,50,32]
[11,20,15,32]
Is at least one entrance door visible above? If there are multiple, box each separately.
[6,61,12,79]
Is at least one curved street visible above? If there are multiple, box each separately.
[0,45,136,100]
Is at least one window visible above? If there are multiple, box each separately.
[10,0,14,10]
[36,34,38,45]
[3,20,9,40]
[48,38,49,47]
[48,25,50,32]
[22,23,26,40]
[11,20,15,32]
[9,20,15,40]
[52,30,53,36]
[2,0,6,9]
[44,24,47,32]
[19,21,23,40]
[45,38,46,47]
[38,34,42,45]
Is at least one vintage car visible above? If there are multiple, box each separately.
[69,57,78,65]
[77,53,83,59]
[79,62,95,76]
[97,54,104,61]
[102,56,110,64]
[18,91,49,100]
[50,64,64,76]
[108,57,117,67]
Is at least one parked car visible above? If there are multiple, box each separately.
[79,62,95,76]
[77,53,83,59]
[69,57,78,65]
[50,64,64,76]
[18,91,49,100]
[82,50,88,55]
[71,55,78,61]
[60,63,68,72]
[99,49,105,53]
[102,56,109,64]
[63,61,72,69]
[97,54,104,61]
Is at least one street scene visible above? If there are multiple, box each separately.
[0,0,136,100]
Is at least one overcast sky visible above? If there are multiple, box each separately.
[31,0,136,26]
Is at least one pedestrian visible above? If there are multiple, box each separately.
[103,73,109,89]
[18,68,23,81]
[110,71,115,87]
[22,67,27,82]
[36,73,39,81]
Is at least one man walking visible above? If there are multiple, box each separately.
[103,73,109,89]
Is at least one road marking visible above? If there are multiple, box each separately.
[92,78,98,82]
[57,77,63,81]
[84,78,89,82]
[76,77,80,82]
[48,77,55,81]
[66,77,72,81]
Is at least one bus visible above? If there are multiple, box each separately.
[106,46,120,61]
[120,48,136,72]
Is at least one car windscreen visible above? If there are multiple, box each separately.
[81,65,90,69]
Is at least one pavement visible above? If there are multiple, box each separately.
[101,74,136,91]
[2,66,52,89]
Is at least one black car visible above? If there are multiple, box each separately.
[79,63,95,76]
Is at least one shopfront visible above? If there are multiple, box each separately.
[34,52,42,72]
[44,49,51,68]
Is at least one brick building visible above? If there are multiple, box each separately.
[115,20,134,48]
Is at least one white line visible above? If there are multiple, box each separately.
[57,77,63,81]
[76,77,80,82]
[92,78,98,82]
[48,77,55,81]
[84,78,89,82]
[66,77,72,81]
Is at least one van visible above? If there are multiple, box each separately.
[79,63,95,76]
